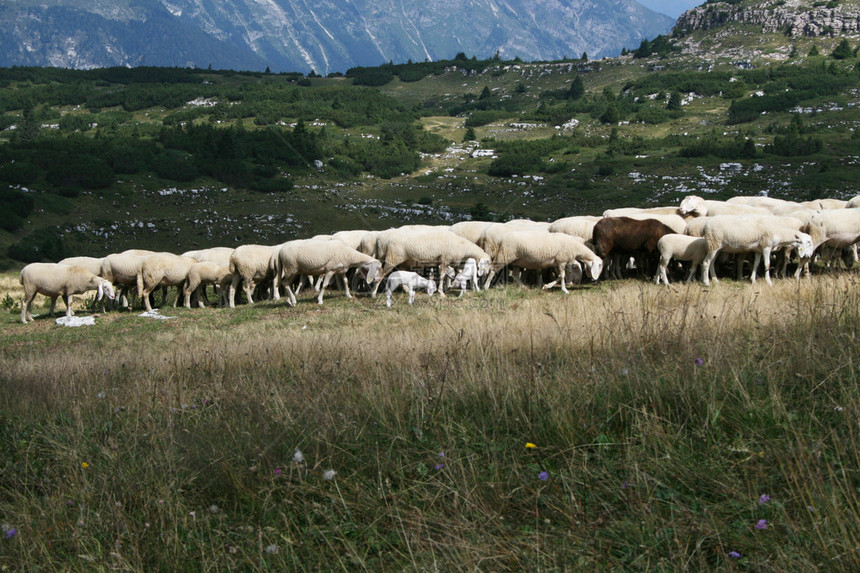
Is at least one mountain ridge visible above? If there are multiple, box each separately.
[0,0,674,73]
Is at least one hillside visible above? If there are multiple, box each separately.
[0,25,858,266]
[0,0,673,74]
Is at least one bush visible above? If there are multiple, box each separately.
[488,153,542,177]
[45,155,115,189]
[8,227,69,262]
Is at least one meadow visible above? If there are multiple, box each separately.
[1,272,858,570]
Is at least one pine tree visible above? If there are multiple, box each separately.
[463,126,476,142]
[479,86,491,100]
[568,75,585,100]
[666,92,682,111]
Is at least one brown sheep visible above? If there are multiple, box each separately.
[592,216,677,279]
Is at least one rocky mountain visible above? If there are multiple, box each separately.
[674,0,860,38]
[0,0,673,73]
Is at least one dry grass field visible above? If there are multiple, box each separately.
[0,272,858,569]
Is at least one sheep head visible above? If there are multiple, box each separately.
[476,257,491,276]
[97,279,116,301]
[794,232,814,259]
[426,280,438,297]
[586,258,603,281]
[678,195,705,216]
[361,260,383,284]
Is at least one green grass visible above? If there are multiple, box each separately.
[1,274,859,569]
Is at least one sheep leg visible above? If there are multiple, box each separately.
[47,296,58,317]
[702,250,720,286]
[761,248,773,286]
[21,290,37,324]
[370,264,397,298]
[64,294,75,317]
[340,273,352,299]
[228,275,241,308]
[317,271,336,305]
[408,286,416,305]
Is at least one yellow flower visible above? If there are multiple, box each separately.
[81,462,89,469]
[525,443,537,449]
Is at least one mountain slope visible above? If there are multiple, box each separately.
[0,0,674,73]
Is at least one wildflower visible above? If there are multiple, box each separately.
[265,544,279,554]
[728,551,741,559]
[755,519,768,530]
[694,357,704,366]
[97,391,106,399]
[2,525,16,540]
[438,452,446,458]
[759,494,770,504]
[323,469,336,481]
[433,463,444,471]
[538,471,549,481]
[209,505,219,514]
[525,442,537,449]
[189,511,196,519]
[293,449,305,463]
[273,468,282,475]
[81,462,89,469]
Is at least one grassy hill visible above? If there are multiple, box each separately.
[0,35,859,267]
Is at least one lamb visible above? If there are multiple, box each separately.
[384,271,437,307]
[548,216,600,241]
[228,244,280,308]
[679,195,771,217]
[700,216,814,286]
[654,235,708,285]
[137,253,199,312]
[489,230,603,293]
[451,257,481,296]
[183,262,232,308]
[371,229,491,297]
[271,239,382,306]
[19,263,115,324]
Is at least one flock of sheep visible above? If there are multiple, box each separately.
[17,193,860,324]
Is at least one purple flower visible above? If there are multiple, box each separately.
[759,494,770,504]
[438,452,445,458]
[728,551,741,559]
[273,468,282,475]
[694,357,704,366]
[538,471,549,481]
[433,463,444,471]
[4,528,16,540]
[755,519,768,530]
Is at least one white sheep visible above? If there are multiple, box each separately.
[183,262,232,308]
[547,216,600,241]
[59,256,104,276]
[272,239,382,306]
[228,244,281,308]
[384,271,437,307]
[654,235,708,285]
[137,253,199,312]
[847,196,860,209]
[100,250,155,309]
[182,247,235,267]
[489,230,602,293]
[19,263,115,324]
[603,206,683,218]
[449,221,496,245]
[451,257,480,296]
[726,196,797,212]
[801,198,848,210]
[371,229,491,297]
[679,195,771,217]
[701,216,814,286]
[806,209,860,269]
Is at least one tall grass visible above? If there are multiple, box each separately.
[1,275,858,569]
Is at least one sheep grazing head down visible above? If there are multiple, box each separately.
[426,280,438,297]
[360,260,383,284]
[586,258,603,281]
[97,279,116,301]
[476,257,491,277]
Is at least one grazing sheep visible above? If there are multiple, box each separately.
[806,209,860,270]
[272,239,382,306]
[20,263,115,324]
[183,262,232,308]
[679,195,771,217]
[801,198,848,210]
[371,229,491,297]
[449,221,496,245]
[701,216,814,286]
[548,216,600,241]
[592,217,676,279]
[137,253,199,312]
[654,235,708,285]
[228,244,280,308]
[451,257,481,296]
[384,271,437,307]
[181,247,234,267]
[489,230,602,293]
[100,251,153,309]
[59,256,104,276]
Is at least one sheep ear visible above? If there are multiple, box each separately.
[97,282,104,301]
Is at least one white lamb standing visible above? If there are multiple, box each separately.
[137,253,200,312]
[228,244,280,308]
[183,262,232,308]
[371,229,491,297]
[654,235,708,285]
[700,216,814,286]
[451,257,481,296]
[384,271,437,307]
[20,263,115,324]
[271,239,382,306]
[679,195,771,217]
[489,230,603,293]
